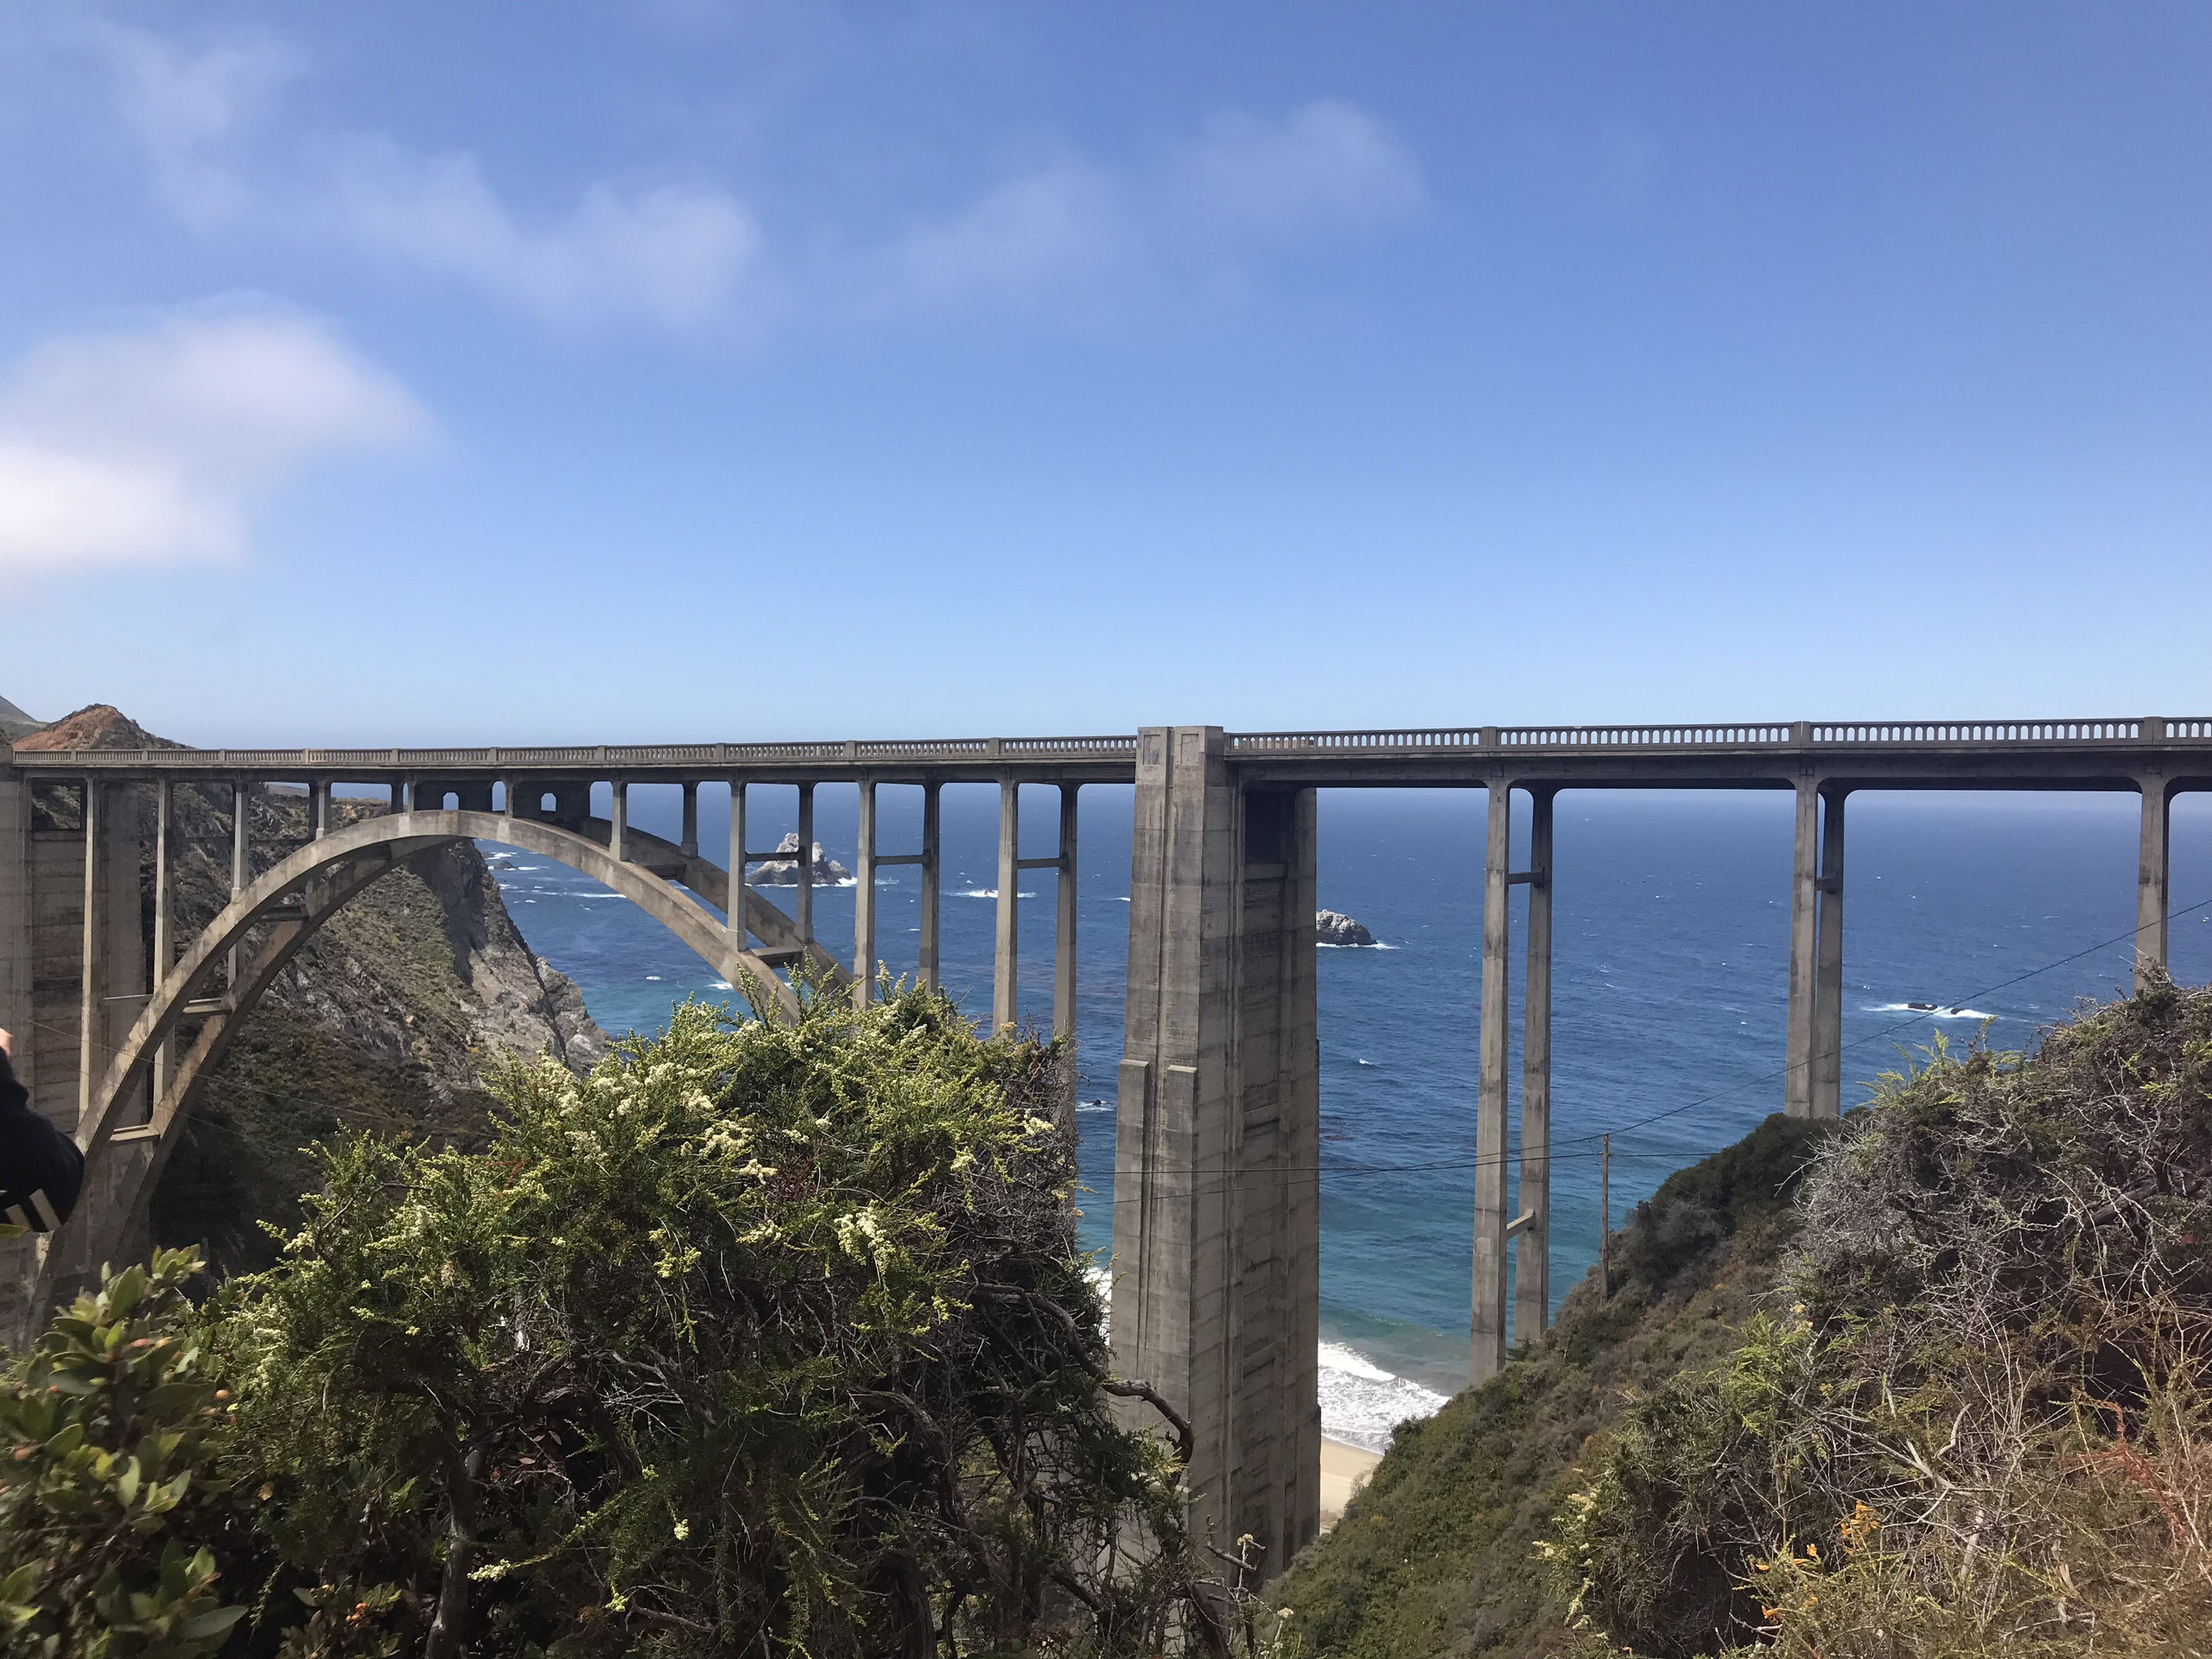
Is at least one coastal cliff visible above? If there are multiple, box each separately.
[12,703,605,1274]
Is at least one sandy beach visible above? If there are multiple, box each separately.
[1319,1437,1383,1527]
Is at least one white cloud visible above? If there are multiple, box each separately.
[1178,100,1426,236]
[78,19,758,334]
[888,101,1424,315]
[323,140,761,331]
[80,19,302,226]
[0,300,428,577]
[894,161,1134,306]
[72,16,1417,334]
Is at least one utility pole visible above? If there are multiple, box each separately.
[1599,1134,1611,1300]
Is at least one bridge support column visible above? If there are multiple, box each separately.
[1112,727,1319,1579]
[1784,779,1820,1118]
[0,766,27,1342]
[796,784,815,944]
[1,770,27,1089]
[919,783,941,991]
[1812,789,1847,1120]
[995,779,1019,1032]
[50,779,149,1300]
[1055,785,1078,1033]
[609,781,628,863]
[1513,789,1555,1344]
[153,783,174,1109]
[679,782,698,858]
[726,782,748,949]
[2139,774,2171,991]
[853,780,877,1007]
[1472,780,1512,1382]
[1054,784,1079,1128]
[228,785,249,995]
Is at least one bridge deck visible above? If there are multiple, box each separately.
[10,716,2212,791]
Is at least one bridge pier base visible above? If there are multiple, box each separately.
[2139,773,2171,991]
[919,783,941,990]
[1813,789,1847,1120]
[1512,789,1556,1347]
[1785,780,1820,1117]
[2,778,151,1338]
[1472,782,1512,1382]
[995,780,1018,1031]
[0,773,30,1342]
[1112,726,1319,1581]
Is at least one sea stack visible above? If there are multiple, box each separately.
[1316,909,1376,947]
[750,832,852,886]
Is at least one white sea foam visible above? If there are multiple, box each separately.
[1317,941,1401,950]
[709,980,734,991]
[1075,1101,1113,1114]
[957,888,1035,899]
[645,975,662,982]
[1318,1344,1450,1452]
[1871,1001,1995,1020]
[1086,1269,1445,1452]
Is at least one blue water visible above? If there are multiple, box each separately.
[476,785,2212,1445]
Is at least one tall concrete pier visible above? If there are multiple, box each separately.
[1110,728,1322,1568]
[5,715,2210,1580]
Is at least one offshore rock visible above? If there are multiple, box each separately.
[1316,909,1377,947]
[751,832,851,886]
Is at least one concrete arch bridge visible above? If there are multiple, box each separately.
[5,717,2210,1580]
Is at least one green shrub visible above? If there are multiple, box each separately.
[0,1245,251,1659]
[11,987,1227,1656]
[220,985,1211,1656]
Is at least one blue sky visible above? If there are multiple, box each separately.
[2,2,2208,742]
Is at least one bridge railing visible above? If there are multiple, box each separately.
[3,737,1144,773]
[1226,718,2212,755]
[1810,721,2145,745]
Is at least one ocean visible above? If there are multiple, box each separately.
[480,784,2212,1452]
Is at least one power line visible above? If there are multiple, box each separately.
[22,890,2210,1200]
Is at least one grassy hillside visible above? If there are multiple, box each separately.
[1272,1113,1831,1659]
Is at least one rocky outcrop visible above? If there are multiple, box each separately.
[1317,909,1377,947]
[10,702,163,752]
[750,832,851,886]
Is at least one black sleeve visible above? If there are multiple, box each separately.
[0,1052,85,1232]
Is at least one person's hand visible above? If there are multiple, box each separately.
[0,1027,11,1058]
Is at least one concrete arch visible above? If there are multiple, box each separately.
[39,810,804,1316]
